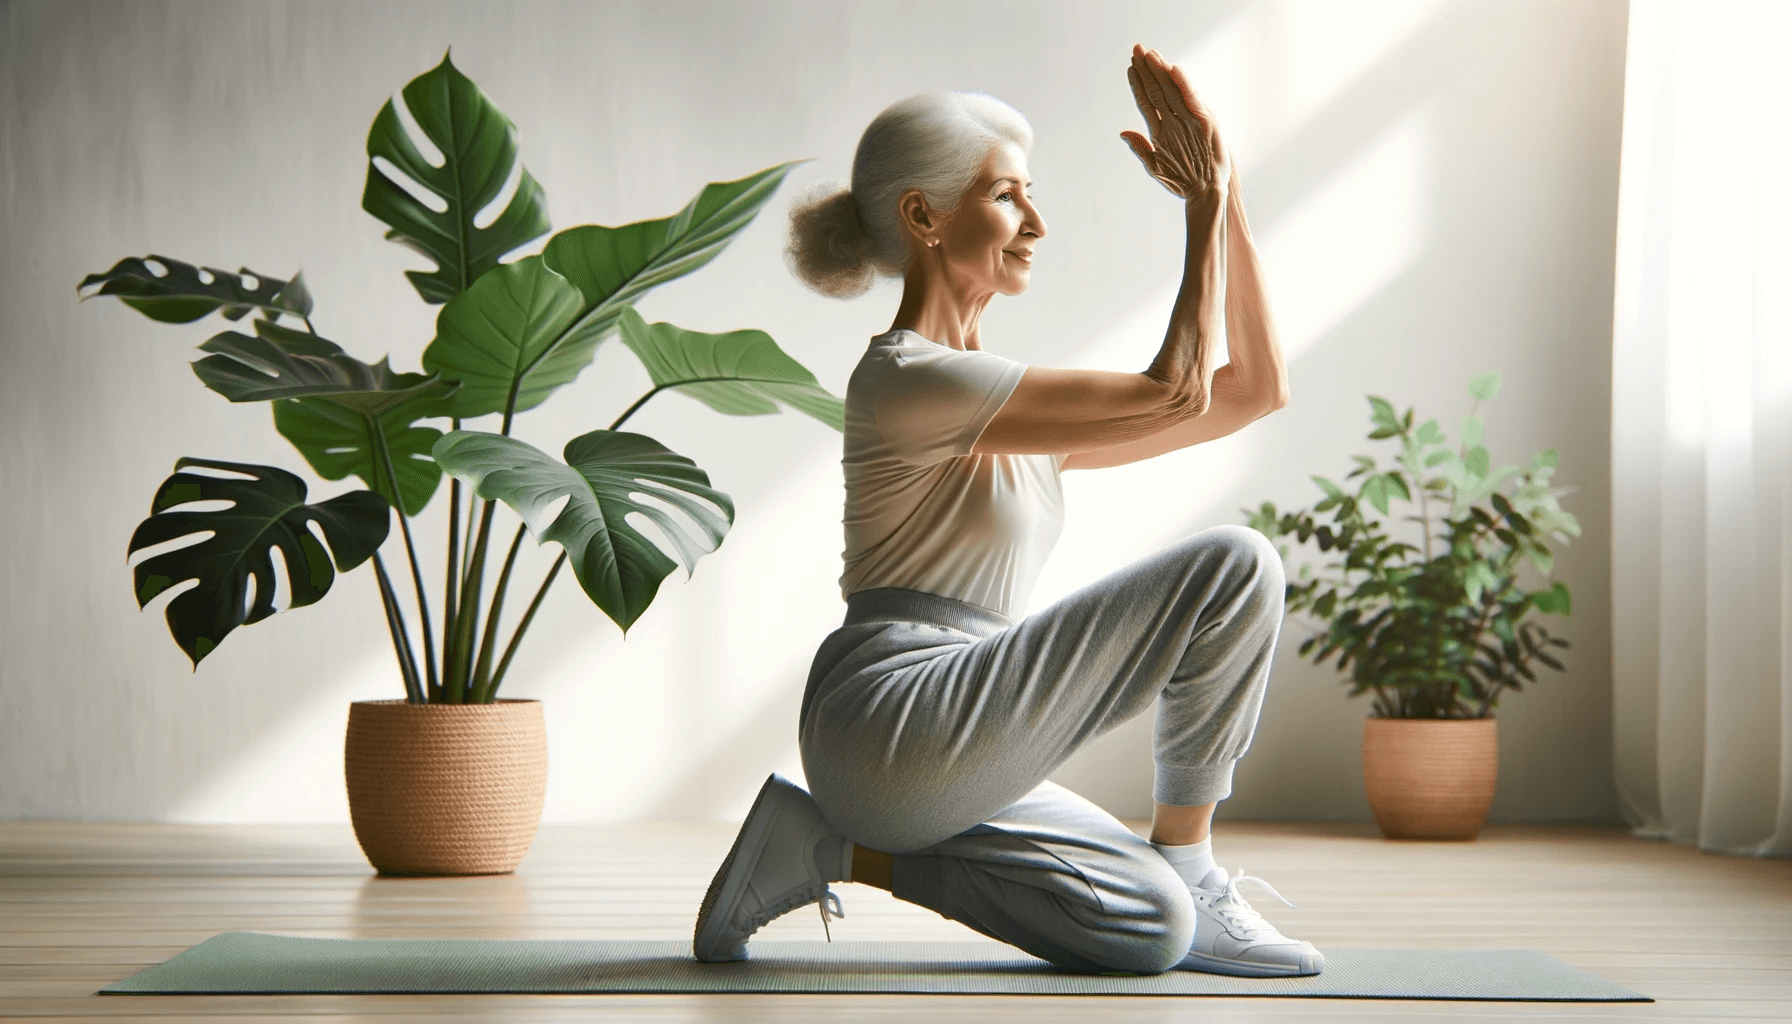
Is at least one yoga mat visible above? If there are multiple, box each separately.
[101,932,1651,1001]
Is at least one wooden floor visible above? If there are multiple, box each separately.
[2,820,1788,1022]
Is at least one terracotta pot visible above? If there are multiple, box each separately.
[1361,717,1498,841]
[344,698,548,875]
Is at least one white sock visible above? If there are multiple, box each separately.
[1151,836,1224,889]
[812,831,852,883]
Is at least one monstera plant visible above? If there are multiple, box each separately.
[85,54,840,704]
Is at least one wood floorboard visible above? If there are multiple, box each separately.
[2,821,1788,1022]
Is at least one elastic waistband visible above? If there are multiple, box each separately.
[842,587,1012,638]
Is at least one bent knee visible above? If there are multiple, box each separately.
[1081,893,1195,975]
[1184,524,1285,596]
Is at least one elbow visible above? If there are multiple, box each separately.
[1266,384,1290,413]
[1182,386,1213,419]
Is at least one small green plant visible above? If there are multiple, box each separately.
[1244,372,1580,719]
[84,53,841,702]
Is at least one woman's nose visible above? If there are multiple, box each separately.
[1022,198,1047,240]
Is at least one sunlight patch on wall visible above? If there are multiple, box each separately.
[1175,0,1441,174]
[165,656,394,822]
[527,454,841,821]
[1257,107,1431,360]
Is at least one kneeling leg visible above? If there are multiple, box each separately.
[887,781,1193,975]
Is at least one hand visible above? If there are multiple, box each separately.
[1119,44,1230,201]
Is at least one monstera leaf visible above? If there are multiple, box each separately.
[78,255,311,324]
[538,162,799,362]
[618,308,843,431]
[274,398,449,516]
[421,257,585,419]
[193,319,457,514]
[433,429,733,631]
[128,459,390,666]
[363,51,551,304]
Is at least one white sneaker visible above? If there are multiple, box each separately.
[1179,867,1325,977]
[692,773,846,962]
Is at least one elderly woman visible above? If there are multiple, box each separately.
[693,45,1315,977]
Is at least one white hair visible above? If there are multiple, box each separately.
[787,91,1033,298]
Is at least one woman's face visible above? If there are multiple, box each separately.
[928,142,1047,296]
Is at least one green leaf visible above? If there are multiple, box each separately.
[1381,472,1411,503]
[1538,447,1560,469]
[617,309,844,431]
[1361,475,1390,515]
[422,256,586,419]
[274,395,448,516]
[79,255,311,324]
[193,320,452,413]
[1525,544,1555,575]
[1547,581,1572,615]
[1468,371,1502,401]
[1415,418,1444,444]
[127,459,390,666]
[1312,475,1343,498]
[432,429,735,631]
[1460,414,1484,448]
[362,51,552,304]
[188,320,458,515]
[1424,449,1456,468]
[1367,396,1398,430]
[540,161,800,359]
[1464,445,1491,478]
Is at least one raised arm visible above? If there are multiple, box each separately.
[973,45,1230,457]
[1060,169,1290,470]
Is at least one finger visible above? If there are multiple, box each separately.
[1167,63,1208,122]
[1146,51,1192,118]
[1118,130,1156,169]
[1126,64,1159,126]
[1133,55,1173,124]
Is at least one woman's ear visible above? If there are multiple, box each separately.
[897,189,939,250]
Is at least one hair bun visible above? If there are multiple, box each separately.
[786,182,877,298]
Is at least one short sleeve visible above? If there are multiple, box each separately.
[871,344,1026,464]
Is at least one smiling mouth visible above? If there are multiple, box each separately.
[1005,250,1033,265]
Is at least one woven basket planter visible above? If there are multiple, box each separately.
[1362,717,1498,841]
[344,699,548,875]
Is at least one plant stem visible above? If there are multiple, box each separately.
[368,416,439,698]
[608,379,742,432]
[449,498,499,702]
[610,387,663,431]
[458,482,479,592]
[372,553,423,703]
[439,427,460,706]
[469,524,528,703]
[488,551,567,698]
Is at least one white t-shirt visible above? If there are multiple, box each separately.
[839,329,1065,618]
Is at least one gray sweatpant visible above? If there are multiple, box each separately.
[798,525,1285,974]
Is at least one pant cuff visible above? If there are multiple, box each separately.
[890,852,945,911]
[1153,760,1235,807]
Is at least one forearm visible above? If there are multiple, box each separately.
[1220,186,1289,409]
[1145,193,1228,413]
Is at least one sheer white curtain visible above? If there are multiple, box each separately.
[1611,0,1792,856]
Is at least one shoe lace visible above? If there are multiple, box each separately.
[740,883,846,943]
[1207,870,1297,939]
[818,887,845,941]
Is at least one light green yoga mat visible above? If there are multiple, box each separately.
[101,932,1650,1000]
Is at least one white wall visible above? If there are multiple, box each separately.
[0,0,1627,824]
